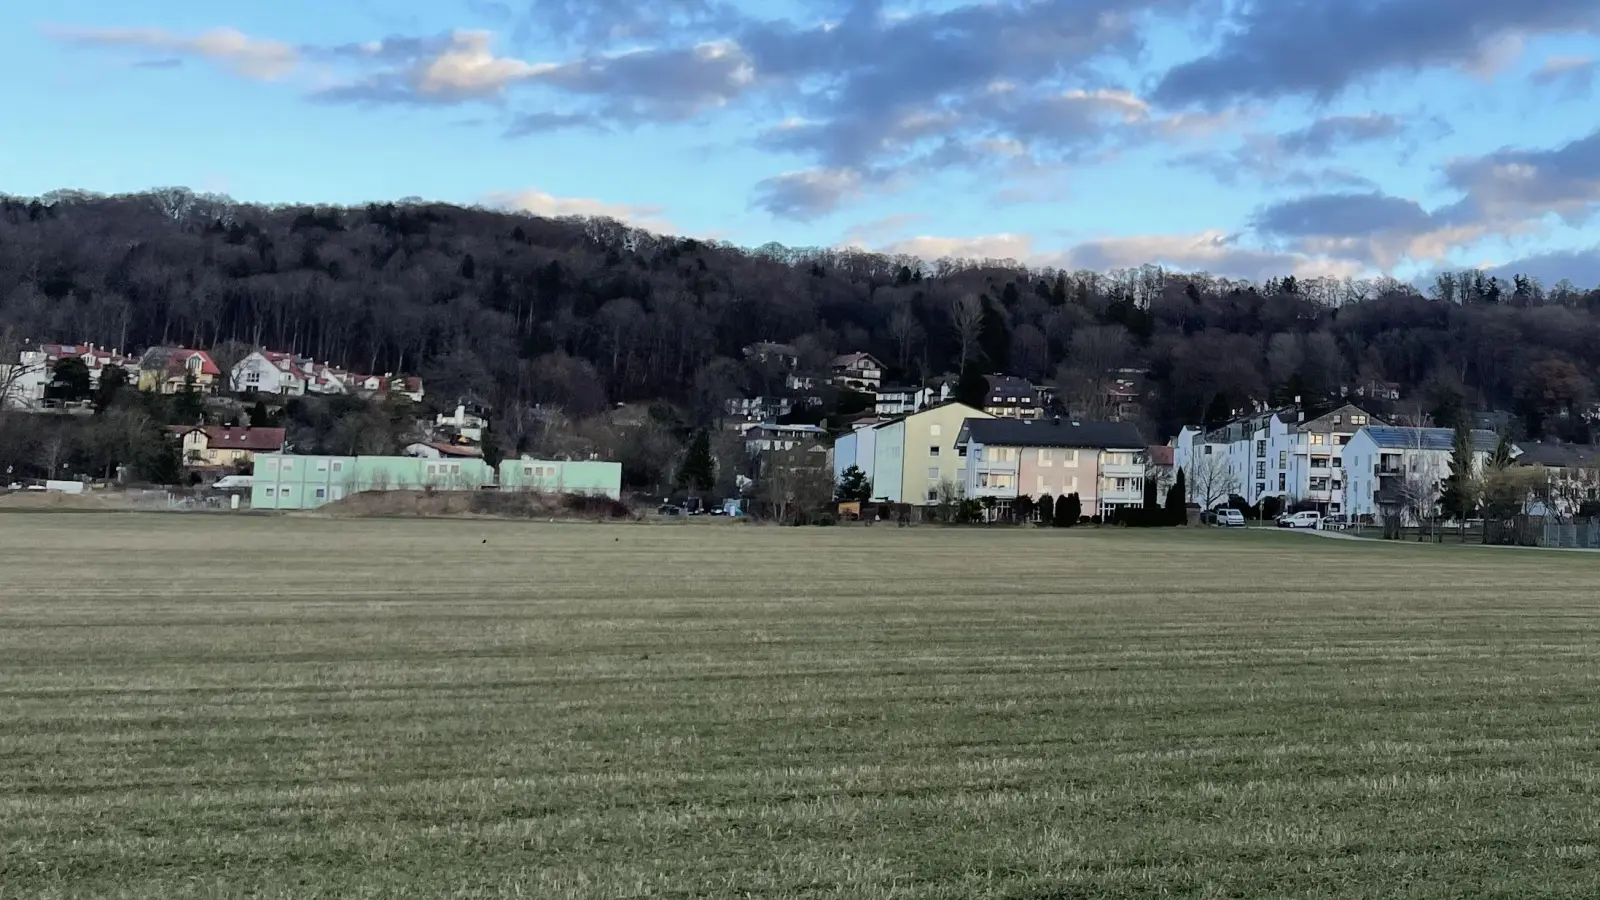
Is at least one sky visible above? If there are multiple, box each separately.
[6,0,1600,285]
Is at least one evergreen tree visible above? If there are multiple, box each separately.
[834,465,872,503]
[1063,492,1082,525]
[49,357,93,402]
[1054,493,1073,526]
[1014,494,1035,524]
[1489,432,1515,471]
[1166,468,1187,525]
[1141,473,1160,526]
[248,400,272,427]
[1439,420,1480,542]
[978,296,1011,371]
[953,368,989,408]
[93,364,128,413]
[172,373,205,424]
[677,429,715,493]
[479,422,504,468]
[1037,493,1055,525]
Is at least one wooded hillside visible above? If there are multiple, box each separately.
[4,188,1599,443]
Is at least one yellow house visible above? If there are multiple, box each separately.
[138,348,221,394]
[869,402,992,504]
[169,426,286,469]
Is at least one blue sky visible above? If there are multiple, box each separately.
[7,0,1600,285]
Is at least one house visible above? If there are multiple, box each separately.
[873,385,928,417]
[435,403,489,443]
[1343,426,1509,522]
[351,373,425,403]
[137,347,221,394]
[499,458,622,499]
[743,342,799,369]
[955,418,1147,520]
[862,402,991,505]
[742,422,828,454]
[168,426,287,470]
[251,452,495,508]
[1342,379,1401,402]
[830,352,884,391]
[1105,369,1145,421]
[983,376,1049,419]
[832,419,881,486]
[0,350,49,410]
[404,441,485,459]
[1512,442,1600,517]
[724,396,793,424]
[231,351,307,395]
[1172,402,1384,514]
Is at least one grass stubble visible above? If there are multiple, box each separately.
[1,513,1598,898]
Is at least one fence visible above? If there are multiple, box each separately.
[1541,518,1600,549]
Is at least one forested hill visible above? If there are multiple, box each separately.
[3,188,1599,441]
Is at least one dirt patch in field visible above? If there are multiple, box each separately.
[315,490,635,521]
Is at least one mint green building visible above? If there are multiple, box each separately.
[498,458,622,499]
[252,453,496,510]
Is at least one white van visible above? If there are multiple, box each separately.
[1279,511,1322,529]
[1216,508,1246,527]
[212,475,253,490]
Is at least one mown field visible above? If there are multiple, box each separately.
[2,513,1598,899]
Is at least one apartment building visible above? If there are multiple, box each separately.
[955,418,1146,519]
[1173,402,1384,513]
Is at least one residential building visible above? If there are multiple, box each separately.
[1146,444,1175,494]
[250,453,495,509]
[499,458,622,498]
[832,419,881,486]
[743,342,799,369]
[137,347,221,394]
[742,422,828,453]
[1511,441,1598,517]
[1172,402,1384,513]
[349,373,425,403]
[983,376,1049,419]
[830,352,885,391]
[4,343,134,410]
[169,426,287,470]
[868,402,991,504]
[435,403,489,443]
[232,351,308,395]
[955,418,1146,519]
[1343,426,1509,521]
[1105,369,1144,422]
[873,385,929,417]
[724,396,793,424]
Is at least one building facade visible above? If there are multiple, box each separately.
[1343,426,1508,521]
[956,418,1146,518]
[498,458,623,498]
[1172,403,1384,513]
[250,453,496,509]
[866,402,991,504]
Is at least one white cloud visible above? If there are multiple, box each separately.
[415,30,554,98]
[48,26,298,80]
[483,188,675,231]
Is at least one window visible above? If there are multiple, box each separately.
[1255,461,1266,479]
[1333,415,1342,425]
[264,487,275,497]
[957,446,967,458]
[978,472,1014,489]
[1039,448,1053,466]
[1351,415,1367,425]
[929,446,940,457]
[281,459,294,471]
[1037,475,1048,495]
[265,458,279,472]
[927,487,939,501]
[1332,457,1342,468]
[426,464,438,476]
[927,467,940,478]
[1310,434,1326,445]
[1066,476,1079,493]
[1063,449,1078,465]
[1278,474,1286,491]
[315,487,326,499]
[523,465,534,476]
[331,461,343,472]
[1310,477,1329,491]
[1256,440,1267,458]
[929,423,942,437]
[1338,435,1351,445]
[316,460,328,472]
[1204,446,1213,455]
[1115,477,1129,491]
[1279,451,1287,467]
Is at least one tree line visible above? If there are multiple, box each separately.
[4,187,1600,462]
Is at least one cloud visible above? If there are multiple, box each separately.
[483,188,675,231]
[1530,54,1597,96]
[48,26,298,80]
[506,0,739,46]
[751,168,866,220]
[504,111,600,135]
[1485,245,1600,287]
[316,30,554,102]
[1278,114,1405,156]
[1254,192,1434,239]
[1442,127,1600,227]
[859,228,1362,281]
[1152,0,1600,108]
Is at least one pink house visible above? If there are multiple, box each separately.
[955,417,1147,519]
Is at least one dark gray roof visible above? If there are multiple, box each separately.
[961,417,1144,449]
[1363,426,1500,452]
[1515,441,1597,468]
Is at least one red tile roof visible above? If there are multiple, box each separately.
[169,426,286,451]
[1147,445,1175,467]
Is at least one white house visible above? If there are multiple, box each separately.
[742,422,828,454]
[724,396,793,424]
[830,352,885,391]
[232,351,307,395]
[1,350,49,410]
[1343,426,1510,522]
[435,403,489,442]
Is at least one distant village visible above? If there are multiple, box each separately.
[2,339,1596,538]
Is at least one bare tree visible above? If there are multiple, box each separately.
[0,325,38,412]
[757,445,832,524]
[949,294,983,368]
[1187,447,1239,512]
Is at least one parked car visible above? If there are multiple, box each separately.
[1323,514,1350,530]
[211,474,253,491]
[1216,508,1246,527]
[1278,511,1322,529]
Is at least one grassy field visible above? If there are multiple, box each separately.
[2,514,1599,899]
